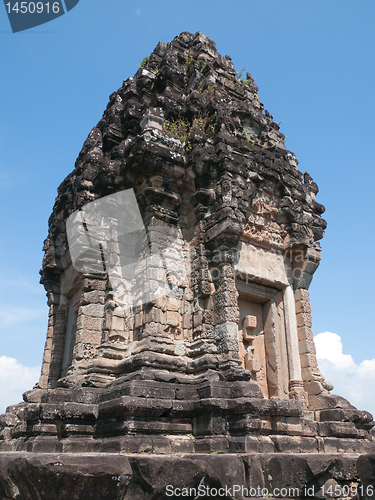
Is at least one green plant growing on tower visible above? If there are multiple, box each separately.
[163,119,189,141]
[140,56,150,69]
[236,66,248,82]
[184,53,193,68]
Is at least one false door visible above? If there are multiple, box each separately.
[238,297,268,398]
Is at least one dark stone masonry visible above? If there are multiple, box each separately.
[1,32,374,499]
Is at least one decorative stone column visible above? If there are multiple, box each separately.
[283,284,307,406]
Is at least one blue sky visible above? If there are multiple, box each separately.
[1,0,375,413]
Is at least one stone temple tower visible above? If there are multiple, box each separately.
[1,32,374,497]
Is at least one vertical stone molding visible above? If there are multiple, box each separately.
[283,285,306,405]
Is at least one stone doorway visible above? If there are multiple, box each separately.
[238,297,268,397]
[236,279,290,400]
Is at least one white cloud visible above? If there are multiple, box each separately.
[135,8,141,16]
[314,331,375,417]
[315,331,356,370]
[0,356,40,414]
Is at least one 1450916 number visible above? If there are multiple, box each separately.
[5,2,60,14]
[322,484,374,498]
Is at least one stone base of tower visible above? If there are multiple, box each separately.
[0,452,375,499]
[1,366,374,500]
[1,364,374,498]
[1,369,374,455]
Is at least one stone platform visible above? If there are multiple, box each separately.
[1,452,375,500]
[2,374,374,455]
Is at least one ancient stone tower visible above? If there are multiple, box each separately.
[1,32,374,498]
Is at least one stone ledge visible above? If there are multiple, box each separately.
[1,431,374,456]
